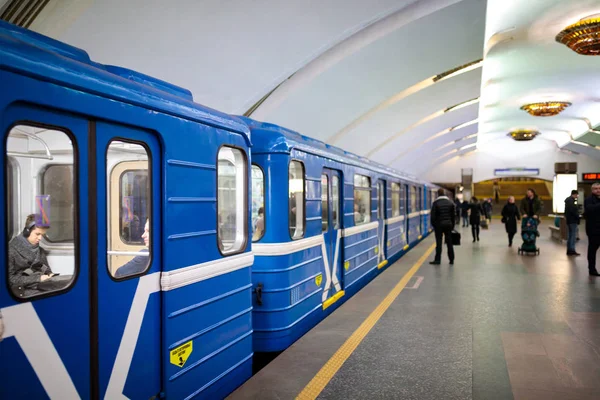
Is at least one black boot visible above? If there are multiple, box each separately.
[590,270,600,277]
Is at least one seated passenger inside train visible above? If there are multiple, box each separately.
[8,214,59,297]
[114,219,150,278]
[354,203,364,223]
[253,207,265,241]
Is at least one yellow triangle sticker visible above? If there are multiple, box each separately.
[170,341,193,368]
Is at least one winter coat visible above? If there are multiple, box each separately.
[564,196,580,225]
[482,201,493,219]
[8,235,53,297]
[469,201,484,225]
[584,195,600,236]
[114,249,150,278]
[430,196,455,231]
[520,195,541,217]
[501,202,520,234]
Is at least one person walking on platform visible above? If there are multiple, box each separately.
[454,197,461,225]
[469,197,484,242]
[429,188,455,265]
[565,190,580,256]
[501,196,520,247]
[584,183,600,276]
[461,200,470,227]
[483,198,493,224]
[520,188,541,221]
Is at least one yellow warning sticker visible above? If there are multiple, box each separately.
[344,261,350,271]
[387,240,391,247]
[374,246,379,254]
[170,341,193,368]
[315,274,323,286]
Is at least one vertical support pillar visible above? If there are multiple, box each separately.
[461,168,473,201]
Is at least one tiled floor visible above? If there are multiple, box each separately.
[230,222,600,399]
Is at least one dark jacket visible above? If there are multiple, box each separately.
[501,202,520,234]
[482,201,493,219]
[114,249,150,278]
[469,201,484,225]
[431,196,455,231]
[584,195,600,236]
[8,235,53,296]
[564,196,580,225]
[520,195,542,217]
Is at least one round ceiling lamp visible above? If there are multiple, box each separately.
[556,16,600,55]
[508,129,540,141]
[520,102,571,117]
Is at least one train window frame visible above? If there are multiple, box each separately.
[353,174,371,226]
[377,180,385,220]
[217,145,248,256]
[106,139,153,281]
[332,174,340,230]
[6,156,20,240]
[4,121,79,302]
[410,185,417,212]
[321,173,329,232]
[251,163,266,242]
[39,163,75,246]
[400,183,406,215]
[288,159,306,240]
[391,182,400,217]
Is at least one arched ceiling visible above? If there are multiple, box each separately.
[18,0,600,180]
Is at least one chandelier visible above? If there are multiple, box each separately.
[508,129,540,141]
[556,17,600,55]
[520,102,571,117]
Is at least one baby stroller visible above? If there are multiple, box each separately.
[518,217,540,255]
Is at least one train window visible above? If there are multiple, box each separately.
[321,174,328,232]
[410,186,417,212]
[218,147,247,255]
[332,175,340,229]
[252,164,265,242]
[107,141,151,278]
[391,182,400,217]
[5,124,76,299]
[400,184,406,215]
[354,174,371,225]
[377,181,385,219]
[289,161,305,239]
[40,165,74,243]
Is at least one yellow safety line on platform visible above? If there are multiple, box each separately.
[296,242,436,400]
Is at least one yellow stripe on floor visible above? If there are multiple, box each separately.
[296,243,436,400]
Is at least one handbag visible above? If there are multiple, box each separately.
[445,230,461,246]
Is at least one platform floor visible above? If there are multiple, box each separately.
[229,222,600,400]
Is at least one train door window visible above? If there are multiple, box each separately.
[321,174,328,232]
[252,165,265,242]
[400,184,406,215]
[418,187,423,210]
[5,124,77,299]
[217,147,248,254]
[354,174,371,225]
[332,175,340,229]
[289,161,305,239]
[410,186,417,212]
[107,140,151,278]
[377,181,385,219]
[391,182,400,217]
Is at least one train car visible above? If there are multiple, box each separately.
[242,118,432,353]
[0,21,253,399]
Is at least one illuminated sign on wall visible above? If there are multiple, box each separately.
[582,173,600,182]
[494,168,540,177]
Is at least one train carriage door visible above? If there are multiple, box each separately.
[1,105,91,399]
[377,180,387,268]
[321,169,343,307]
[95,122,162,399]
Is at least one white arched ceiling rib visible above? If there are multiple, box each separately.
[369,102,479,164]
[258,0,487,142]
[410,141,477,175]
[250,0,465,120]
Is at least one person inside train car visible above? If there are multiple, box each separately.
[8,214,57,297]
[353,203,364,224]
[520,188,541,221]
[469,197,484,242]
[501,196,520,247]
[429,188,455,265]
[114,219,150,278]
[252,207,265,241]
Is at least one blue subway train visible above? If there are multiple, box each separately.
[0,21,440,399]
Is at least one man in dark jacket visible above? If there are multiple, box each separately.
[429,188,455,265]
[564,190,580,256]
[520,188,542,220]
[584,183,600,276]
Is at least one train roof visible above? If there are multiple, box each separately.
[0,21,250,140]
[240,117,427,185]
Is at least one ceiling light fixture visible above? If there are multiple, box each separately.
[444,98,479,113]
[556,16,600,55]
[508,129,540,141]
[520,101,571,117]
